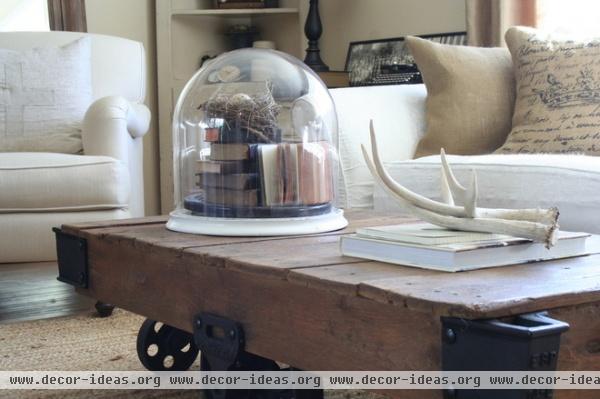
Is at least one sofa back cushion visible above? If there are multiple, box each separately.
[496,26,600,155]
[373,153,600,234]
[0,37,92,154]
[406,36,515,157]
[331,84,427,209]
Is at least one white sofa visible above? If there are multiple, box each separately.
[331,84,600,234]
[0,32,150,263]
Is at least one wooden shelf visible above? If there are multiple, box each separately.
[171,8,299,17]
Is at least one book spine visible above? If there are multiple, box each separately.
[203,187,258,207]
[198,173,258,190]
[209,143,258,161]
[204,126,281,144]
[196,160,256,174]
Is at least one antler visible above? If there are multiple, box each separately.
[362,120,559,247]
[440,164,454,206]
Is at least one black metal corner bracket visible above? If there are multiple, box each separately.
[193,312,245,371]
[441,312,569,399]
[53,227,88,288]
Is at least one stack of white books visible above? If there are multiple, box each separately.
[340,222,591,272]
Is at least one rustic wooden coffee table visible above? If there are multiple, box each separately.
[54,211,600,399]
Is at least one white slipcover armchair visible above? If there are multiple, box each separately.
[0,31,150,263]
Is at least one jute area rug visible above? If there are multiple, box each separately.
[0,309,375,399]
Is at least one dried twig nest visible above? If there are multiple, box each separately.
[200,82,281,143]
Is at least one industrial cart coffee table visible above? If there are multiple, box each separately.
[54,211,600,399]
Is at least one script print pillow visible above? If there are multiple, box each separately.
[497,27,600,155]
[0,37,92,153]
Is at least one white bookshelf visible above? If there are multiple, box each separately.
[156,0,303,212]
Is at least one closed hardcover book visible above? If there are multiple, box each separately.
[198,173,258,190]
[196,160,254,174]
[204,128,221,142]
[340,231,591,272]
[203,187,258,207]
[210,143,258,161]
[357,222,511,246]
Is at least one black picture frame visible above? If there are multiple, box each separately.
[344,31,467,87]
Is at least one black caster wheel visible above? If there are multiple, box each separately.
[201,352,289,399]
[94,301,115,317]
[136,319,199,371]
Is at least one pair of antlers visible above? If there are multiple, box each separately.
[362,121,559,248]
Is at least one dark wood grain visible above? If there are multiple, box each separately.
[0,262,93,323]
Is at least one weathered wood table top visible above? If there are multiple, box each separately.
[61,210,600,399]
[62,210,600,319]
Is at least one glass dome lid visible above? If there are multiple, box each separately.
[166,48,348,236]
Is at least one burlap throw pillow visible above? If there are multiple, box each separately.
[406,36,515,157]
[497,27,600,155]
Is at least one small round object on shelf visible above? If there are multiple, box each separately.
[168,48,347,236]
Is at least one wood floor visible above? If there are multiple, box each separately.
[0,261,94,324]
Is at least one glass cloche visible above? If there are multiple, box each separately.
[166,48,348,236]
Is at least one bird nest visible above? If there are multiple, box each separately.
[200,82,281,143]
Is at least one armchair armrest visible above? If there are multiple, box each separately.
[82,96,151,218]
[82,96,150,159]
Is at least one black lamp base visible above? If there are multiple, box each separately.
[304,49,329,72]
[303,0,329,73]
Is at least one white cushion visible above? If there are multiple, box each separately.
[0,37,92,154]
[373,154,600,234]
[0,152,129,212]
[0,209,130,262]
[331,84,427,209]
[0,132,82,154]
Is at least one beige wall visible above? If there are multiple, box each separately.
[300,0,467,70]
[85,0,161,215]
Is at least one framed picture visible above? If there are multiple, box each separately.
[344,32,467,87]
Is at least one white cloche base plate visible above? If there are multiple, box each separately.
[166,208,348,236]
